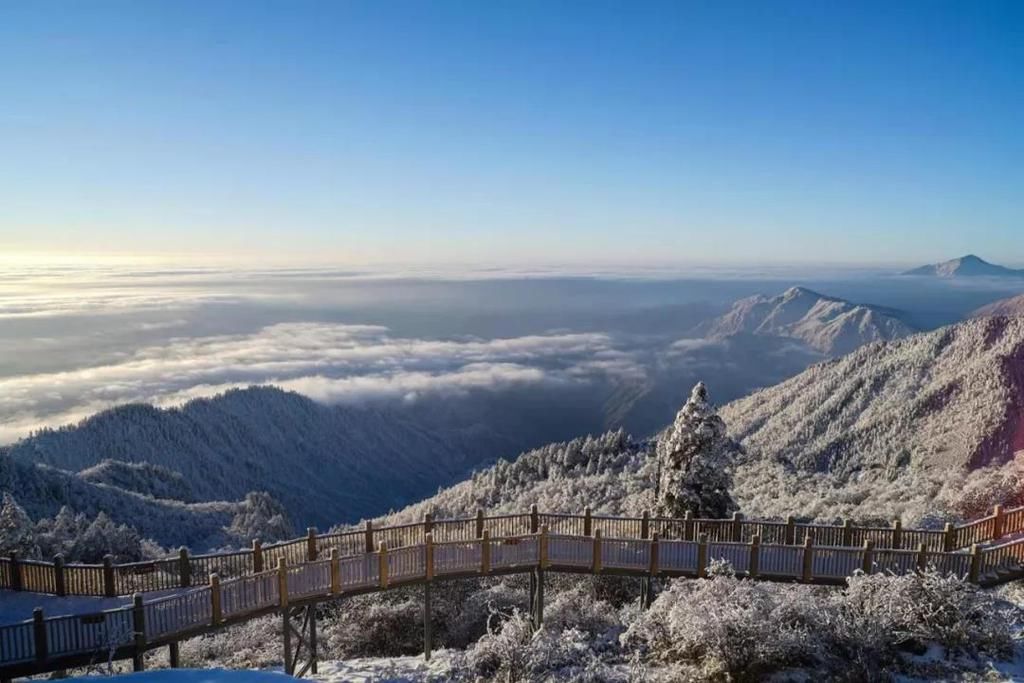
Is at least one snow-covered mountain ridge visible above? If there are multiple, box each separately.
[704,286,915,355]
[904,254,1024,278]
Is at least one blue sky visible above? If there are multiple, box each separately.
[0,1,1021,267]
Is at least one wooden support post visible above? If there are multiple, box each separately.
[53,554,66,597]
[539,524,550,569]
[942,523,955,553]
[732,512,743,542]
[425,533,435,581]
[277,558,289,609]
[641,510,650,540]
[132,593,146,671]
[423,512,433,540]
[892,518,902,549]
[684,511,694,541]
[530,504,539,533]
[649,532,660,575]
[861,540,874,574]
[309,605,318,676]
[916,543,928,572]
[993,505,1005,540]
[378,542,389,589]
[307,527,318,561]
[841,519,853,547]
[103,554,116,597]
[749,534,761,578]
[534,568,545,627]
[423,582,433,662]
[365,521,375,553]
[475,509,485,538]
[329,549,340,595]
[784,516,796,545]
[178,547,191,588]
[252,539,264,573]
[969,544,981,583]
[9,552,22,592]
[481,530,491,574]
[168,642,180,668]
[583,507,592,536]
[210,573,222,625]
[32,608,47,662]
[802,535,814,582]
[696,533,708,578]
[282,609,293,676]
[592,529,602,573]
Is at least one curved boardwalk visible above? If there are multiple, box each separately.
[3,505,1024,680]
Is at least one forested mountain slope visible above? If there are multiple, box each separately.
[3,385,607,529]
[973,293,1024,318]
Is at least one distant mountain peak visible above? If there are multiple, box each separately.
[705,287,915,355]
[904,255,1024,278]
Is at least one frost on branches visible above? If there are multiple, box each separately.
[655,382,739,519]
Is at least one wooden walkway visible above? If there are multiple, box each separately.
[3,505,1024,680]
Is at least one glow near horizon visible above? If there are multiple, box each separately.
[0,2,1021,267]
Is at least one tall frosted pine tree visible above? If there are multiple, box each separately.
[0,493,38,556]
[655,382,739,519]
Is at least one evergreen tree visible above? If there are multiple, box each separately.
[655,382,739,519]
[0,493,39,556]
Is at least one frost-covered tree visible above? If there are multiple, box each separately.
[226,492,293,543]
[655,382,738,519]
[0,493,38,556]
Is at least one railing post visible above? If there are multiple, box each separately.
[9,551,22,591]
[916,543,928,573]
[539,524,549,569]
[943,523,955,553]
[103,554,116,597]
[252,539,263,573]
[365,521,375,553]
[583,507,592,536]
[481,530,491,574]
[132,592,147,671]
[861,540,874,574]
[476,510,485,539]
[784,516,796,545]
[841,519,853,547]
[423,512,433,541]
[178,547,191,588]
[32,607,47,662]
[378,542,389,588]
[731,512,743,542]
[968,544,982,583]
[684,511,694,541]
[530,504,539,534]
[696,533,708,578]
[53,554,66,597]
[425,533,434,581]
[749,534,760,578]
[209,573,222,625]
[307,527,318,561]
[892,518,902,549]
[649,531,660,575]
[642,510,650,539]
[329,549,340,595]
[277,558,289,608]
[592,529,602,573]
[993,505,1005,540]
[802,535,814,582]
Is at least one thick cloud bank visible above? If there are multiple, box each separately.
[0,322,643,443]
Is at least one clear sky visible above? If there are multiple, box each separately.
[0,1,1021,267]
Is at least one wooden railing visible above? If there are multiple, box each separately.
[6,506,1024,678]
[3,504,1023,599]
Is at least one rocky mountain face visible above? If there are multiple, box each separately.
[904,255,1024,278]
[704,287,915,355]
[973,293,1024,318]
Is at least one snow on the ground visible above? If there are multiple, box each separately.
[310,652,458,683]
[78,670,291,683]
